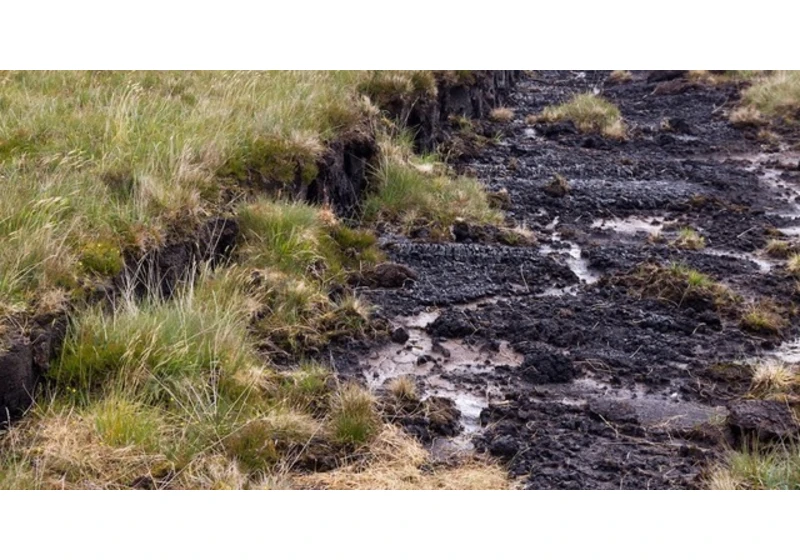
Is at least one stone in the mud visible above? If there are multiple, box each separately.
[537,121,578,138]
[427,310,476,339]
[664,117,692,135]
[431,340,451,358]
[543,174,571,198]
[424,396,462,437]
[350,262,417,288]
[416,355,433,366]
[646,70,687,83]
[589,399,639,424]
[727,400,798,442]
[488,434,519,458]
[390,327,410,344]
[517,350,577,384]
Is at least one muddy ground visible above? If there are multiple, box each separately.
[336,71,800,489]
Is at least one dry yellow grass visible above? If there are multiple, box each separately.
[750,360,797,397]
[291,425,511,490]
[729,106,766,127]
[387,376,418,401]
[607,70,633,84]
[739,71,800,120]
[489,107,515,123]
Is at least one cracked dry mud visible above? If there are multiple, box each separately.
[337,71,800,489]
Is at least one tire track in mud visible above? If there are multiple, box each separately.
[340,71,800,488]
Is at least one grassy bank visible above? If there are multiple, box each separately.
[0,71,509,489]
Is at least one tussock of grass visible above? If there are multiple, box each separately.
[787,253,800,275]
[536,93,626,139]
[619,263,739,312]
[291,425,511,490]
[674,227,706,250]
[739,71,800,120]
[364,147,503,239]
[489,107,515,123]
[329,384,380,445]
[235,197,380,356]
[607,70,633,84]
[750,360,798,398]
[710,442,800,490]
[740,301,787,336]
[387,376,418,402]
[729,106,766,128]
[238,198,381,280]
[765,239,792,258]
[51,271,255,401]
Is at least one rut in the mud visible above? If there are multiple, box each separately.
[336,71,800,489]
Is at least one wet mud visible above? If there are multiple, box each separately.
[336,71,800,488]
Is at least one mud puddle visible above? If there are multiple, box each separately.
[343,72,800,488]
[539,231,600,285]
[362,307,523,448]
[591,216,674,237]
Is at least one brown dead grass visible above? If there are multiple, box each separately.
[489,107,515,123]
[290,425,511,490]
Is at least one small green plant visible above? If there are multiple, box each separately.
[329,384,379,445]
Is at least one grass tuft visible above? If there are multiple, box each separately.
[607,71,633,84]
[710,441,800,490]
[489,107,515,123]
[765,239,791,258]
[674,227,706,250]
[740,301,787,336]
[387,376,418,402]
[750,360,797,397]
[537,93,627,139]
[787,253,800,275]
[364,149,503,239]
[739,71,800,121]
[329,384,380,446]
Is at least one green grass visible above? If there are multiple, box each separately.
[740,301,786,336]
[711,442,800,490]
[536,93,626,139]
[329,384,380,445]
[0,71,386,313]
[0,70,512,490]
[740,71,800,120]
[363,147,503,239]
[621,262,739,312]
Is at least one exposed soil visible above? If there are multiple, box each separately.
[334,71,800,489]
